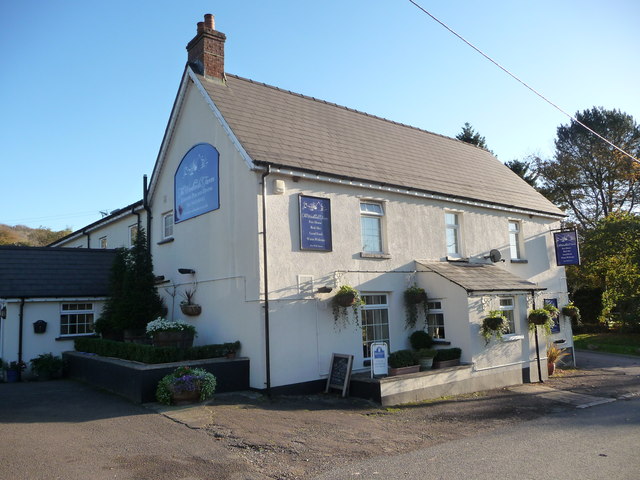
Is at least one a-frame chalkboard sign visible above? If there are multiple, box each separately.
[325,353,354,397]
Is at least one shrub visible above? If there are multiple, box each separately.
[74,337,240,364]
[409,330,433,350]
[388,349,418,368]
[434,348,461,362]
[29,353,63,377]
[417,348,437,359]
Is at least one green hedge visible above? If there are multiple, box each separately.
[434,347,461,362]
[74,337,241,364]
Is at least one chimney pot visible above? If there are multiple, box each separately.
[204,14,215,30]
[197,21,204,34]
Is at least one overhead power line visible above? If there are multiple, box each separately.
[408,0,640,165]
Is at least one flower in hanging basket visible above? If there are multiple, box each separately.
[542,302,560,318]
[156,366,217,405]
[528,309,551,326]
[331,285,364,330]
[561,303,580,319]
[480,311,509,345]
[404,286,427,305]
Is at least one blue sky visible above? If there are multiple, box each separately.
[1,1,638,231]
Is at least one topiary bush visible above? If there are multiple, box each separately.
[409,330,433,350]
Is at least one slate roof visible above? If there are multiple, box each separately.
[198,73,564,217]
[416,260,544,293]
[0,246,116,298]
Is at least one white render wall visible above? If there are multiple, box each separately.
[54,210,147,250]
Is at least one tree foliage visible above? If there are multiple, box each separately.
[0,224,71,246]
[537,107,640,228]
[456,122,490,151]
[505,158,539,187]
[575,212,640,330]
[97,228,163,335]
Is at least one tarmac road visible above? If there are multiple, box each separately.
[0,381,264,480]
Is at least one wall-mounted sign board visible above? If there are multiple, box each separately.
[299,195,332,251]
[325,353,353,397]
[175,143,220,223]
[553,230,580,266]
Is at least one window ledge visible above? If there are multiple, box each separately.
[510,259,528,264]
[432,339,451,346]
[360,252,392,259]
[56,334,98,341]
[503,334,524,342]
[157,237,175,245]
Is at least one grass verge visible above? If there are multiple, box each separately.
[573,333,640,356]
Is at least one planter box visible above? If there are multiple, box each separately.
[152,331,194,348]
[388,365,420,376]
[432,358,461,369]
[63,351,249,403]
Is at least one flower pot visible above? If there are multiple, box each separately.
[432,358,460,369]
[123,328,149,344]
[548,362,555,376]
[419,357,434,371]
[180,304,202,316]
[171,389,201,405]
[388,365,420,376]
[152,331,194,349]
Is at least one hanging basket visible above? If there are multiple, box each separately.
[484,316,505,331]
[562,305,579,318]
[529,310,551,326]
[404,288,427,305]
[335,292,357,308]
[180,303,202,316]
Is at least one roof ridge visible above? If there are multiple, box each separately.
[222,73,485,149]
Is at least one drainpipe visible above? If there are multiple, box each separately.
[143,175,152,251]
[531,290,543,383]
[18,298,25,381]
[261,165,272,395]
[82,228,91,248]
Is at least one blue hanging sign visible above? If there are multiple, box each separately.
[553,230,580,266]
[299,195,332,251]
[174,143,220,223]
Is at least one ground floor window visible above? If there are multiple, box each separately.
[361,294,389,359]
[60,303,95,336]
[499,297,516,333]
[427,300,446,338]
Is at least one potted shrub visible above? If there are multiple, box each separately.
[546,343,569,376]
[146,318,197,348]
[180,289,202,316]
[409,330,433,351]
[29,353,63,381]
[404,285,428,329]
[417,348,437,371]
[387,349,420,376]
[331,285,364,330]
[480,310,509,345]
[432,348,462,369]
[155,366,217,405]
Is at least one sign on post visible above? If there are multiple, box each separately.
[371,342,388,378]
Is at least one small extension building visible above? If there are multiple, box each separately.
[38,15,574,398]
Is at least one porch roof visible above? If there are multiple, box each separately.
[416,260,545,294]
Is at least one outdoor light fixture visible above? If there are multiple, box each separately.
[178,268,196,274]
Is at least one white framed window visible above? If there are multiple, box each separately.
[509,221,523,259]
[445,212,461,256]
[360,202,384,253]
[99,236,107,249]
[162,211,174,239]
[60,303,95,336]
[426,300,446,339]
[361,293,390,359]
[499,297,516,333]
[128,224,139,247]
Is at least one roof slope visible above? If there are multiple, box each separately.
[0,246,116,298]
[198,73,563,217]
[417,261,543,293]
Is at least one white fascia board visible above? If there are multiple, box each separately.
[270,167,564,220]
[187,69,256,171]
[2,297,108,303]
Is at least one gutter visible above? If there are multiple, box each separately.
[261,165,272,395]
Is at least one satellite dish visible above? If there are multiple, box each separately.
[489,249,502,263]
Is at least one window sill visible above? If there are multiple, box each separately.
[503,334,524,342]
[510,259,528,264]
[157,237,175,245]
[56,334,98,341]
[432,339,451,346]
[360,252,392,259]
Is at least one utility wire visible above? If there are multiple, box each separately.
[408,0,640,165]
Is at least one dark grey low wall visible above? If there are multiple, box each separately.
[64,351,250,403]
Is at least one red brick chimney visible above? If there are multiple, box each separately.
[186,14,226,81]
